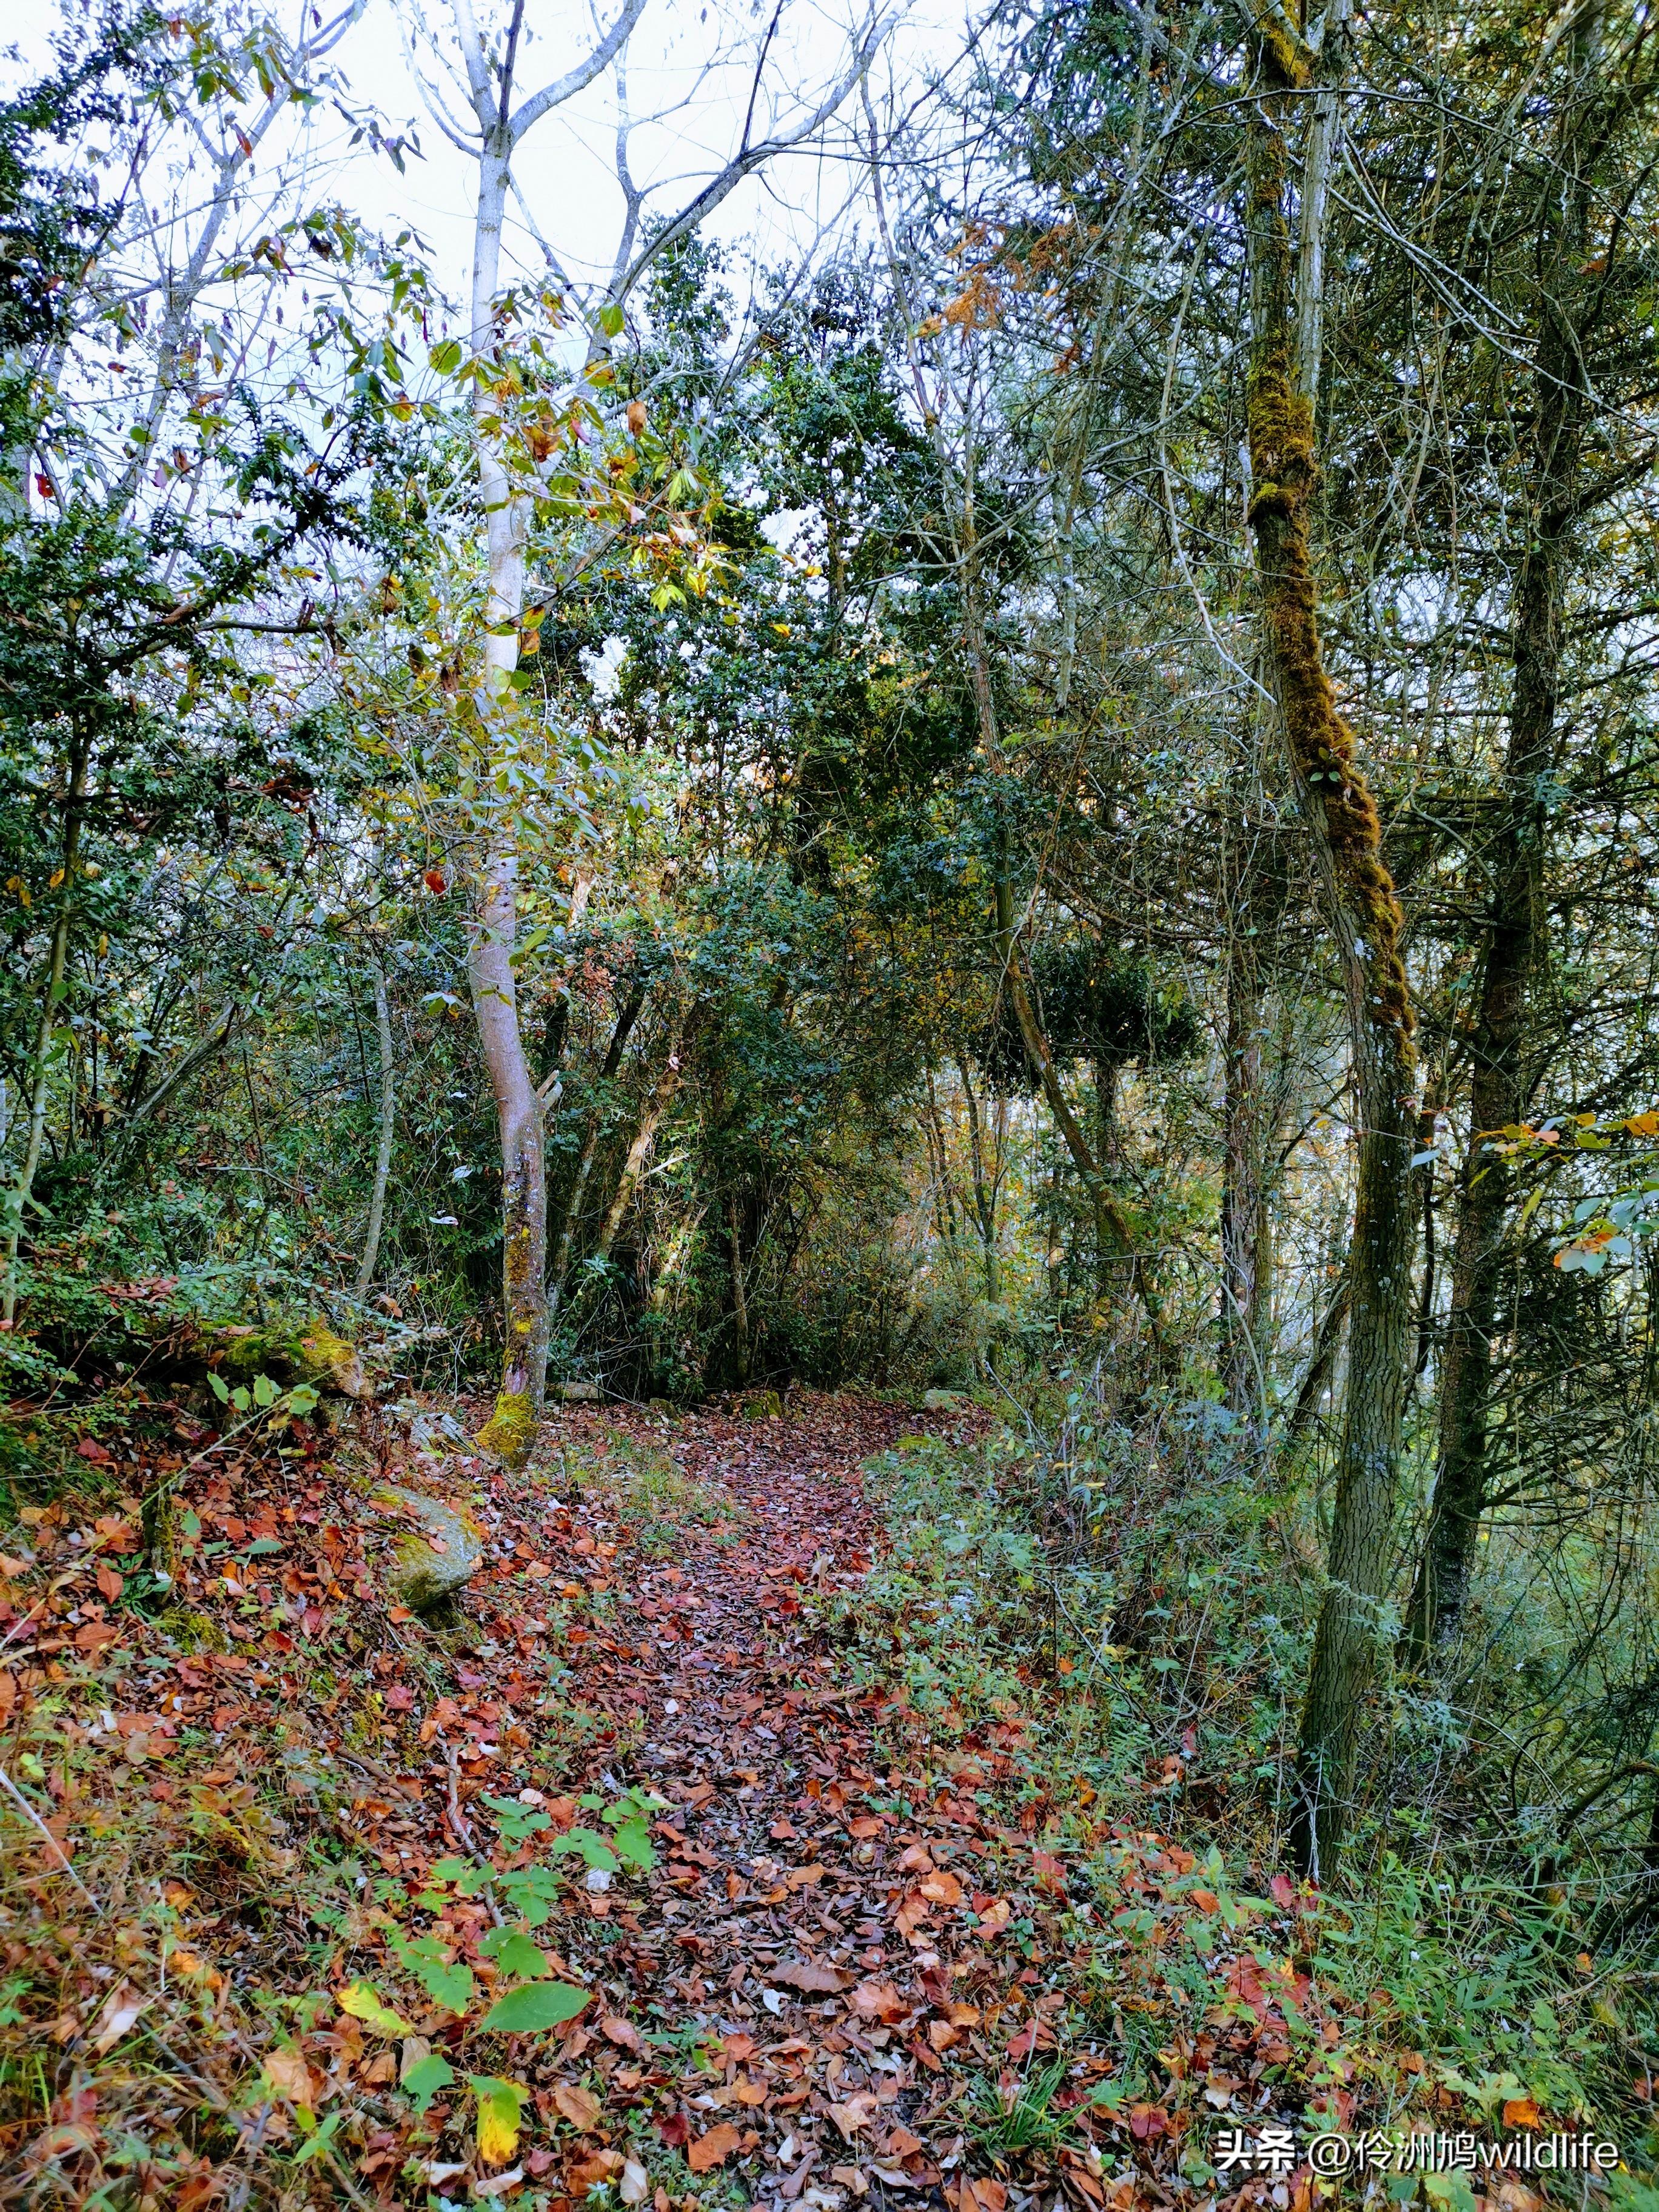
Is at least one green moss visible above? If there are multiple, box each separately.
[476,1389,536,1467]
[1246,334,1415,1051]
[215,1315,364,1397]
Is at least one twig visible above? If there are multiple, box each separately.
[0,1764,104,1913]
[444,1744,475,1850]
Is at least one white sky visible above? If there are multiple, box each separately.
[3,0,973,335]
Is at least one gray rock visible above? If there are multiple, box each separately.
[378,1483,485,1610]
[560,1379,602,1401]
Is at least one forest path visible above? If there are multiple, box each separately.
[494,1389,1065,2212]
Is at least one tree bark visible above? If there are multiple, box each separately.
[728,1193,751,1385]
[1245,0,1419,1879]
[2,736,89,1326]
[463,119,548,1467]
[1221,932,1270,1421]
[591,1045,683,1267]
[1399,60,1593,1657]
[548,979,647,1305]
[996,886,1175,1377]
[355,965,397,1301]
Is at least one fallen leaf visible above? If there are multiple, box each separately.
[92,1983,147,2055]
[337,1982,412,2037]
[1503,2097,1543,2130]
[851,1980,908,2023]
[601,2013,645,2053]
[621,2157,651,2204]
[569,2150,625,2189]
[261,2048,318,2105]
[688,2122,742,2173]
[774,1957,851,1992]
[554,2082,602,2131]
[919,1869,962,1906]
[786,1862,826,1889]
[830,2095,880,2140]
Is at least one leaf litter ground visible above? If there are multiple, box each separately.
[0,1390,1558,2211]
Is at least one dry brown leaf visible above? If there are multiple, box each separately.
[851,1980,908,2023]
[600,2014,645,2053]
[263,2048,318,2106]
[829,2094,879,2140]
[554,2082,603,2131]
[918,1870,962,1905]
[92,1984,147,2056]
[786,1863,826,1890]
[687,2123,742,2173]
[774,1957,851,1992]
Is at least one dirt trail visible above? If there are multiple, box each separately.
[534,1392,1021,2212]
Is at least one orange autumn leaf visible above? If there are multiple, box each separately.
[1503,2097,1543,2130]
[687,2123,742,2173]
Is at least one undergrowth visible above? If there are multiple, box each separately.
[845,1398,1659,2194]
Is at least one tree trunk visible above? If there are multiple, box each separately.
[548,980,647,1306]
[728,1193,751,1384]
[468,133,547,1468]
[953,1050,1002,1304]
[1399,73,1591,1657]
[590,1046,683,1267]
[1244,0,1419,1879]
[1221,934,1270,1421]
[2,736,89,1326]
[996,886,1175,1377]
[355,965,397,1301]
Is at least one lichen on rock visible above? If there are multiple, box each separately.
[377,1483,485,1611]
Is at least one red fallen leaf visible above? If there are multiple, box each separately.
[423,868,447,893]
[884,2129,925,2159]
[1007,2019,1057,2059]
[1032,1850,1067,1895]
[655,2111,691,2147]
[76,1437,112,1463]
[602,2014,645,2054]
[1128,2103,1169,2140]
[687,2123,742,2173]
[1190,1889,1219,1913]
[847,1817,883,1839]
[1268,1872,1296,1908]
[95,1565,124,1603]
[385,1685,414,1711]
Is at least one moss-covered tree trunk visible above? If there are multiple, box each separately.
[1244,2,1419,1879]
